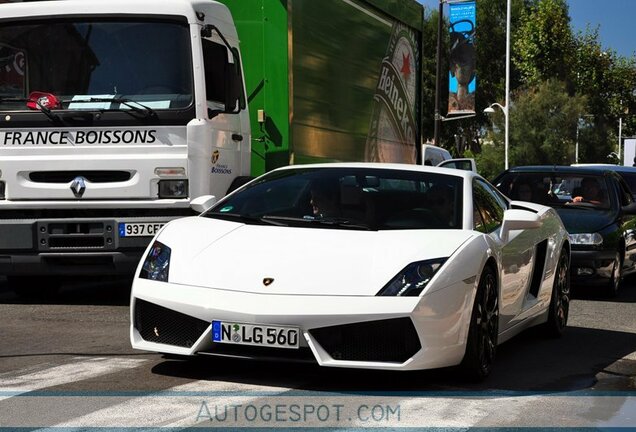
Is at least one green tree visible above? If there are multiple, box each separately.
[514,0,575,86]
[573,29,636,162]
[507,79,587,166]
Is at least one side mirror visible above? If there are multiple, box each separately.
[190,195,217,214]
[500,209,542,242]
[437,158,477,172]
[622,202,636,215]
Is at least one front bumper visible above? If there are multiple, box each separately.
[130,278,474,371]
[0,209,192,276]
[570,248,616,286]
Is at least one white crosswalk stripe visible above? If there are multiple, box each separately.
[1,357,635,429]
[0,357,147,400]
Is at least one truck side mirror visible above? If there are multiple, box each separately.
[224,51,243,112]
[201,25,244,118]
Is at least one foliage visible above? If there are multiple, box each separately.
[508,79,587,166]
[472,140,505,181]
[419,0,636,172]
[514,0,575,86]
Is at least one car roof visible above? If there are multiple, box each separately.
[573,164,636,173]
[274,162,479,181]
[504,165,618,175]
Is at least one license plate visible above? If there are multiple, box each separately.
[118,222,165,237]
[212,321,300,349]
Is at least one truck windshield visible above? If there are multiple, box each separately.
[0,18,193,111]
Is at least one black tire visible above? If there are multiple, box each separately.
[605,251,622,298]
[8,276,61,300]
[543,249,570,338]
[226,176,254,195]
[460,265,499,381]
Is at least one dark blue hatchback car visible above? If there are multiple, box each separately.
[494,166,636,296]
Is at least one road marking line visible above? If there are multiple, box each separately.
[0,357,147,399]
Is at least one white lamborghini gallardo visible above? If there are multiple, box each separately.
[130,163,570,379]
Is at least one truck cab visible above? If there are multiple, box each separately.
[0,0,250,295]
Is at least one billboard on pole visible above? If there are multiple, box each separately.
[448,1,476,115]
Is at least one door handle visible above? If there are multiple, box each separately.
[232,134,243,142]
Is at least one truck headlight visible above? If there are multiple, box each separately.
[158,180,188,198]
[568,233,603,245]
[140,241,171,282]
[377,258,447,297]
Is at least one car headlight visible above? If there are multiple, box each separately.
[568,233,603,246]
[140,241,171,282]
[377,258,447,296]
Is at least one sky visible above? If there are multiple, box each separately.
[417,0,635,58]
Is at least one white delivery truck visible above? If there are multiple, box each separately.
[0,0,250,296]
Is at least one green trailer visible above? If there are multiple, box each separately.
[219,0,424,176]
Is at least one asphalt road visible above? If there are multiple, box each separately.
[0,275,634,429]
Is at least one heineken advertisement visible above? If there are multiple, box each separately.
[448,0,476,115]
[365,22,419,163]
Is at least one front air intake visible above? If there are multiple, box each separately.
[310,317,421,363]
[134,299,209,348]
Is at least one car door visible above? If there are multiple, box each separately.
[614,174,636,273]
[473,179,536,331]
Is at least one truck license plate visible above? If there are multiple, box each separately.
[212,321,300,349]
[118,222,165,237]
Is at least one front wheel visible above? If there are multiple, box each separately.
[605,251,622,298]
[543,249,570,338]
[460,266,499,381]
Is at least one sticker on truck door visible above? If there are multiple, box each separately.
[118,222,165,237]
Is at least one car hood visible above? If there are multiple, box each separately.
[554,207,615,234]
[157,217,476,296]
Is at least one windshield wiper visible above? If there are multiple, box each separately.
[0,96,63,124]
[65,97,157,119]
[262,215,373,230]
[206,212,286,226]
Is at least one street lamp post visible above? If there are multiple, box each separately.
[576,115,594,164]
[484,102,509,169]
[484,0,511,170]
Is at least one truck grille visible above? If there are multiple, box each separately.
[134,299,210,348]
[29,171,132,183]
[310,318,421,363]
[38,221,116,251]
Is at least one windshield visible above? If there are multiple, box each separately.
[205,167,464,230]
[495,172,612,210]
[0,18,192,111]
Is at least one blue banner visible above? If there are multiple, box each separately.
[448,1,476,114]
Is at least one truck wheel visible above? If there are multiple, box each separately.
[460,265,499,381]
[7,276,60,300]
[226,176,254,195]
[543,249,570,338]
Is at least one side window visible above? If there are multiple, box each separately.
[473,179,505,233]
[473,200,487,233]
[202,39,228,107]
[617,177,634,206]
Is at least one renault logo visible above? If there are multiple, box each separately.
[263,278,274,286]
[70,176,86,198]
